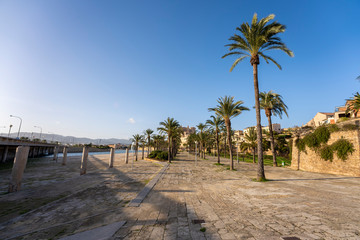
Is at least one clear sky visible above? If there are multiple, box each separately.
[0,0,359,139]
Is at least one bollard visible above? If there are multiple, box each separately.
[8,146,30,192]
[62,147,68,166]
[53,146,58,162]
[109,147,115,168]
[125,148,129,164]
[80,146,89,175]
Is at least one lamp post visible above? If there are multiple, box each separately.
[8,124,13,138]
[10,115,22,139]
[34,126,42,140]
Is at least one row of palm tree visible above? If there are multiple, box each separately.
[222,13,293,181]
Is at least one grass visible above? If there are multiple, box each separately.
[200,227,206,232]
[252,178,269,182]
[213,163,224,166]
[225,167,237,171]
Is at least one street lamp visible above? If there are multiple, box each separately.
[8,124,13,138]
[34,126,42,140]
[10,115,22,139]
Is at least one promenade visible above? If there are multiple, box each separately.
[0,152,359,239]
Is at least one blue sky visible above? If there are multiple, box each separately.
[0,0,359,139]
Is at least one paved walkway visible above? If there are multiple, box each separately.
[1,152,360,239]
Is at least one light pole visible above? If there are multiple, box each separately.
[10,115,22,139]
[195,141,198,166]
[8,124,13,138]
[34,126,42,140]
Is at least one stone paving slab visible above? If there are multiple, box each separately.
[128,163,169,207]
[60,221,126,240]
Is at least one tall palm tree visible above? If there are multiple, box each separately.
[243,127,257,163]
[206,115,225,164]
[346,92,360,117]
[158,117,180,163]
[196,123,207,158]
[209,96,249,170]
[144,129,154,157]
[259,90,288,167]
[222,13,293,181]
[132,134,144,161]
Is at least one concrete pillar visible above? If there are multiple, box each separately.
[109,148,115,168]
[80,146,88,175]
[125,148,129,164]
[53,146,58,162]
[8,146,30,193]
[62,147,68,166]
[2,146,9,163]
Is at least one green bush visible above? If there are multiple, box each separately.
[313,126,330,144]
[338,117,350,123]
[327,124,340,133]
[341,124,359,131]
[157,151,168,160]
[331,138,354,161]
[148,150,168,160]
[149,150,162,158]
[303,133,319,149]
[319,145,334,161]
[295,138,306,152]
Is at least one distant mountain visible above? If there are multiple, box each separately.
[5,132,131,145]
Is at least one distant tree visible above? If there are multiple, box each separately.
[206,115,225,164]
[346,92,360,117]
[158,117,180,162]
[196,123,207,158]
[243,127,257,163]
[209,96,249,170]
[144,129,154,157]
[132,134,144,161]
[222,13,293,180]
[259,90,288,166]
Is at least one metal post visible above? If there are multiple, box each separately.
[10,115,22,139]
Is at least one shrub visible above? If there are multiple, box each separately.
[295,138,306,152]
[319,145,334,161]
[313,126,330,144]
[338,117,350,123]
[303,133,319,149]
[331,138,354,161]
[341,124,359,131]
[149,150,162,158]
[327,124,340,133]
[156,151,168,160]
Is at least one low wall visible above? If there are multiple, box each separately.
[291,129,360,177]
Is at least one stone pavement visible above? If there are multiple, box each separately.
[0,152,359,239]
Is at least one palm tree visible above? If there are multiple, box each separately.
[209,96,249,170]
[243,127,257,163]
[158,117,180,163]
[206,115,225,164]
[346,92,360,117]
[196,123,207,158]
[259,90,288,167]
[144,129,154,157]
[132,134,144,161]
[222,13,293,181]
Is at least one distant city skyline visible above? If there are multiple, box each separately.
[1,1,359,139]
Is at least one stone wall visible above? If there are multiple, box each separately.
[291,127,360,177]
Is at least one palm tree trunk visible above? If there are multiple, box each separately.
[224,136,226,158]
[147,137,150,157]
[142,145,145,160]
[216,131,220,164]
[253,147,256,163]
[225,119,233,170]
[135,147,138,161]
[267,114,277,167]
[253,63,265,180]
[168,136,171,163]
